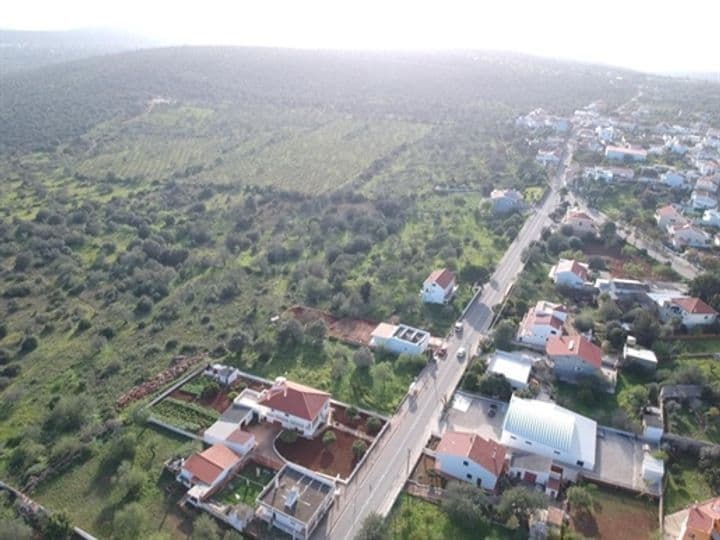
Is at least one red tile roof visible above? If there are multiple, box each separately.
[555,259,589,281]
[671,297,718,316]
[546,506,565,526]
[684,498,720,538]
[436,431,506,477]
[656,205,681,217]
[545,336,602,368]
[427,268,456,289]
[259,379,330,421]
[183,444,241,485]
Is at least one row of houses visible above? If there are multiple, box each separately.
[656,204,720,249]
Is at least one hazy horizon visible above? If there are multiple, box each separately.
[4,0,720,75]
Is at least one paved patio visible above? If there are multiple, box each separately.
[440,390,506,442]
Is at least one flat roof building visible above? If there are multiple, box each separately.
[486,350,533,390]
[255,464,335,540]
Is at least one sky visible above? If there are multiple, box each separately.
[4,0,720,74]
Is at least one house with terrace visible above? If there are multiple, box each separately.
[548,259,590,289]
[489,188,524,214]
[562,208,596,236]
[649,294,718,329]
[420,268,458,304]
[655,204,687,231]
[177,444,245,504]
[605,145,647,162]
[545,335,602,383]
[669,223,712,249]
[255,463,335,540]
[516,303,566,348]
[369,322,430,356]
[237,377,331,439]
[434,431,507,491]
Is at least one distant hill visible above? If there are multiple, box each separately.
[0,27,160,73]
[0,46,645,153]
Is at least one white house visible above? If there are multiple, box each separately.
[369,322,430,356]
[501,395,597,470]
[237,377,331,438]
[669,223,712,249]
[695,175,719,193]
[516,308,564,348]
[420,268,457,304]
[655,205,687,231]
[595,125,616,143]
[609,167,635,181]
[435,431,507,490]
[605,145,647,162]
[548,259,589,288]
[536,149,561,167]
[583,167,614,182]
[204,364,240,386]
[702,209,720,228]
[691,189,718,210]
[562,209,596,236]
[256,464,335,540]
[623,339,658,372]
[651,295,718,328]
[486,350,534,390]
[546,335,602,382]
[489,188,524,214]
[660,171,686,189]
[594,278,650,301]
[177,444,244,502]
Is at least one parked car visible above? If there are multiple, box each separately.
[456,347,467,360]
[454,322,463,336]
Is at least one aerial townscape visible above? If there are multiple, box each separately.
[2,16,720,540]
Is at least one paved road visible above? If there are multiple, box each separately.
[566,194,701,281]
[317,141,573,540]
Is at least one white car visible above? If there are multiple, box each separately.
[456,347,467,360]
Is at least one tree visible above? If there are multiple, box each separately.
[689,272,720,311]
[441,481,489,526]
[566,485,594,516]
[277,318,304,348]
[227,332,247,354]
[598,298,622,322]
[600,221,617,245]
[305,319,327,348]
[191,514,221,540]
[44,512,73,540]
[19,335,38,354]
[618,385,650,418]
[352,440,368,460]
[355,512,386,540]
[493,320,516,350]
[353,347,374,369]
[331,356,349,380]
[322,430,337,446]
[477,373,513,401]
[112,502,148,540]
[632,311,660,347]
[359,281,372,303]
[497,486,547,526]
[201,381,220,399]
[112,460,146,500]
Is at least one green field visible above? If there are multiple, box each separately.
[218,466,275,507]
[385,494,526,540]
[665,456,715,513]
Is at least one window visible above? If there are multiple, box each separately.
[553,450,560,455]
[525,441,532,445]
[463,460,469,467]
[510,435,517,440]
[576,460,584,467]
[466,474,472,480]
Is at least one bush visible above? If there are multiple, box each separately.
[352,439,368,460]
[367,417,382,435]
[76,318,92,332]
[200,382,220,400]
[347,405,359,419]
[353,347,374,369]
[279,429,298,444]
[322,430,337,446]
[134,296,153,316]
[19,335,38,354]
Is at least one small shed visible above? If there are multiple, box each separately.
[642,407,664,443]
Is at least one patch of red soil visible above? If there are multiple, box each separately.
[275,427,361,479]
[169,389,196,402]
[582,244,657,280]
[169,388,231,414]
[410,454,445,488]
[332,404,385,437]
[570,495,657,540]
[286,305,378,346]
